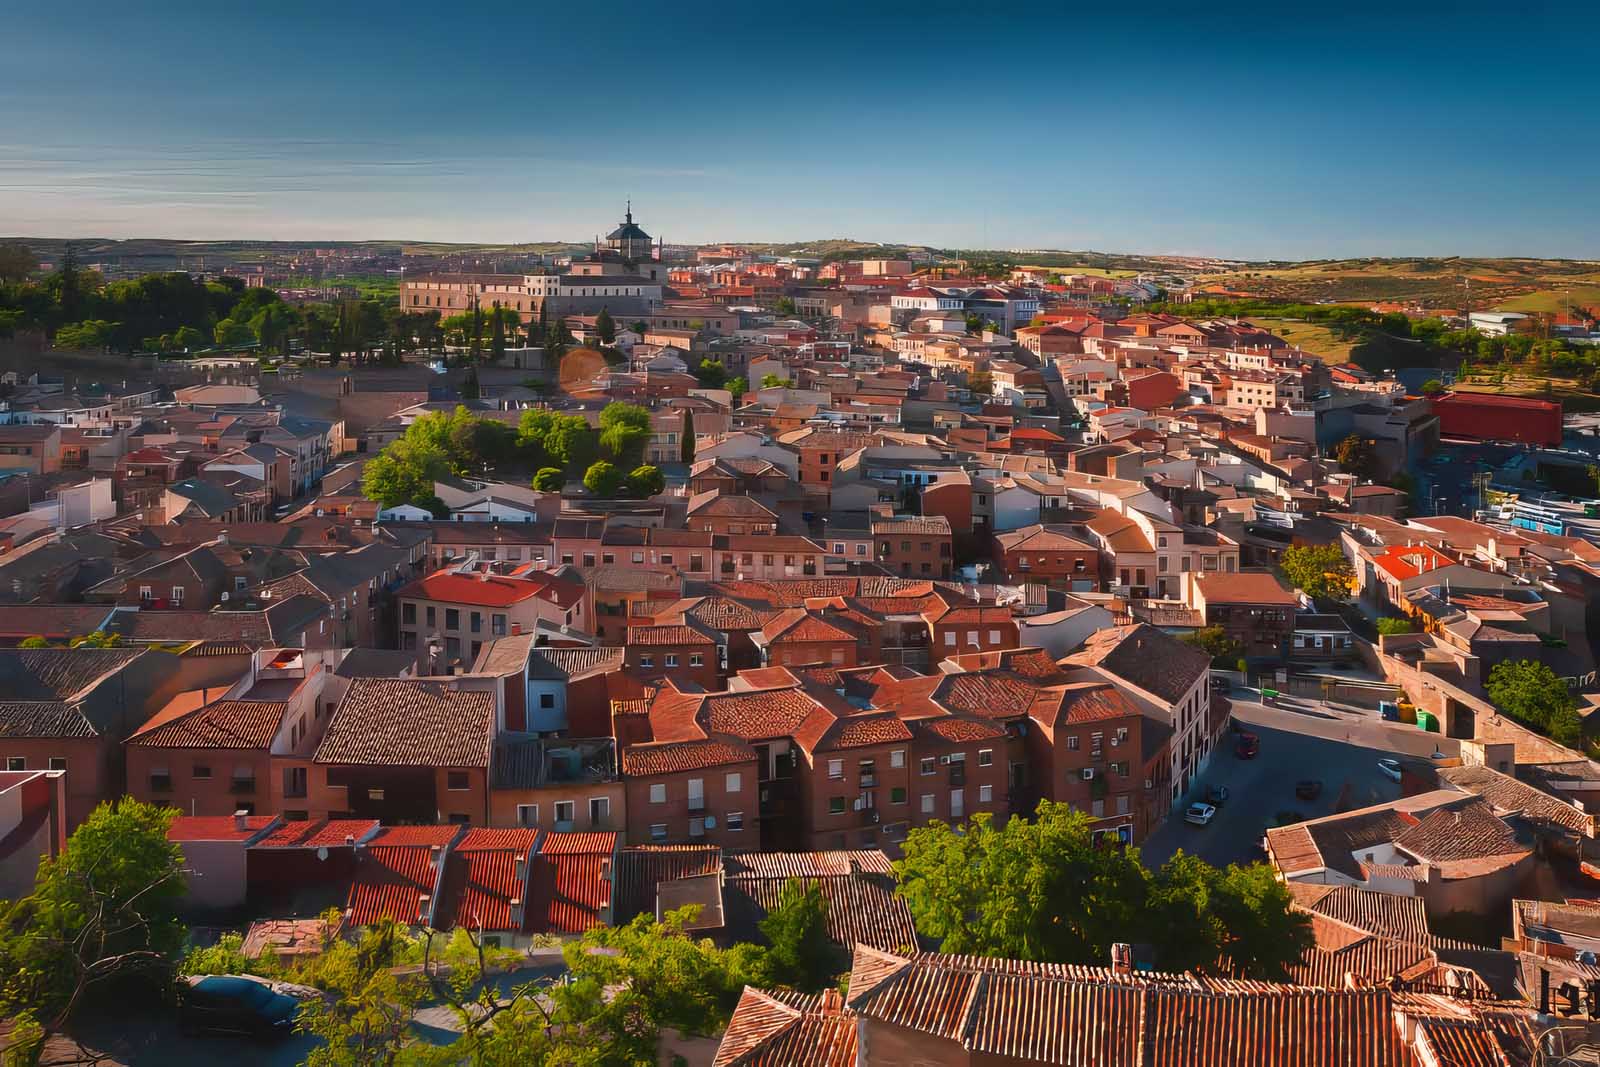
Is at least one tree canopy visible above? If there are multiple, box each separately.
[583,460,624,497]
[1486,659,1584,746]
[1279,543,1353,601]
[894,801,1311,979]
[1179,625,1245,668]
[1333,434,1378,480]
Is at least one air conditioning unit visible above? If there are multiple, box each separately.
[1081,768,1096,781]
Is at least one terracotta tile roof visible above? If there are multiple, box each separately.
[673,596,771,632]
[528,832,615,934]
[796,709,913,753]
[912,715,1006,744]
[760,608,861,645]
[1192,568,1299,605]
[1069,624,1210,707]
[612,844,724,925]
[724,851,895,878]
[129,699,287,750]
[316,679,494,768]
[845,946,1427,1066]
[933,672,1040,720]
[1371,544,1459,582]
[168,815,279,842]
[1285,913,1438,988]
[437,835,535,932]
[1286,884,1432,944]
[1393,800,1527,865]
[724,855,917,955]
[252,819,380,850]
[715,988,856,1067]
[622,738,757,776]
[398,569,583,609]
[525,646,625,681]
[346,844,446,927]
[701,688,820,741]
[869,516,951,536]
[1438,763,1592,834]
[627,622,717,646]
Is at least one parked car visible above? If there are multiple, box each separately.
[1294,780,1322,801]
[1235,733,1259,759]
[1205,785,1230,806]
[1378,758,1402,782]
[178,975,305,1039]
[1185,803,1217,826]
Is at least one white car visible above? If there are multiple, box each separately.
[1377,758,1402,782]
[1184,802,1217,826]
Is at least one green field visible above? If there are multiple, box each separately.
[1495,283,1600,315]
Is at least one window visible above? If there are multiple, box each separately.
[828,759,843,778]
[664,653,679,668]
[920,757,935,776]
[139,585,153,601]
[4,757,22,771]
[1117,795,1130,816]
[47,756,66,771]
[539,692,556,710]
[920,794,935,814]
[650,823,668,842]
[890,749,905,769]
[891,786,907,804]
[988,630,1002,644]
[829,796,846,815]
[689,653,704,667]
[446,771,470,791]
[170,585,185,604]
[728,811,744,831]
[649,783,667,804]
[554,800,575,826]
[689,816,706,838]
[726,772,742,794]
[583,553,596,567]
[1068,734,1080,750]
[640,654,654,668]
[426,606,436,627]
[688,778,704,811]
[944,631,956,647]
[978,749,993,767]
[445,608,460,630]
[193,764,212,780]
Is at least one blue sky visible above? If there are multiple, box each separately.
[3,1,1598,259]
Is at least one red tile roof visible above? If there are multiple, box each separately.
[628,623,717,646]
[622,738,757,776]
[129,699,288,750]
[346,844,444,927]
[316,679,494,768]
[1371,544,1459,582]
[1192,569,1299,605]
[252,819,380,850]
[397,570,583,609]
[716,987,857,1067]
[168,815,279,842]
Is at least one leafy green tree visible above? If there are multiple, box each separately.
[68,631,121,649]
[531,467,565,492]
[760,373,793,389]
[361,439,450,509]
[728,377,747,401]
[595,307,616,345]
[0,242,38,283]
[0,799,187,1027]
[489,301,507,363]
[212,317,255,348]
[625,464,665,498]
[1421,379,1444,396]
[172,324,207,351]
[1334,433,1378,480]
[599,402,652,466]
[1486,659,1584,746]
[249,302,294,356]
[695,358,729,389]
[53,319,118,350]
[1279,543,1352,601]
[760,879,840,992]
[583,460,623,497]
[17,636,52,649]
[1375,617,1416,636]
[894,801,1310,979]
[1180,625,1245,667]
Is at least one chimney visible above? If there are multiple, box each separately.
[1110,942,1133,975]
[233,809,249,832]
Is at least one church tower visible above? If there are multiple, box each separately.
[605,201,653,264]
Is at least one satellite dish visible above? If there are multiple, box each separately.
[315,846,329,862]
[703,815,716,829]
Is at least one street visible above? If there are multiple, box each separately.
[1140,692,1458,869]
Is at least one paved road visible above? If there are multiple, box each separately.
[1141,693,1455,869]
